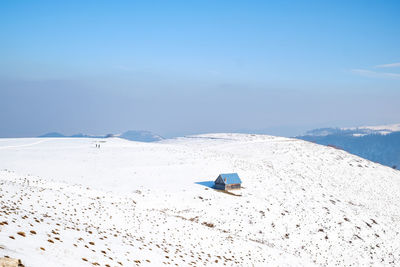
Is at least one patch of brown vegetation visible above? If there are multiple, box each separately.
[202,222,215,228]
[17,232,26,237]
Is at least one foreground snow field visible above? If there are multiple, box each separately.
[0,134,399,266]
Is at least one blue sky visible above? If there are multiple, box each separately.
[1,0,399,137]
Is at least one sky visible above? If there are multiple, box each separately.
[1,0,400,138]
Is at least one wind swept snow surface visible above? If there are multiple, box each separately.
[0,134,399,266]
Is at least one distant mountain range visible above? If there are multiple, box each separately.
[297,124,400,169]
[39,132,107,138]
[117,130,164,142]
[303,123,400,137]
[39,130,164,142]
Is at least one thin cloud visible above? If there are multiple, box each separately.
[352,69,400,79]
[375,62,400,68]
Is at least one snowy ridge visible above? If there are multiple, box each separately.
[0,134,400,266]
[117,130,164,142]
[304,123,400,137]
[38,130,163,142]
[344,123,400,134]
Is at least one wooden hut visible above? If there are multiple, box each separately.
[214,173,242,190]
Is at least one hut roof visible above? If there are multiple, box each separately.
[218,173,242,184]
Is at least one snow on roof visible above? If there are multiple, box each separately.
[218,173,242,184]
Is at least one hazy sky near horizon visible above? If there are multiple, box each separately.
[1,0,400,137]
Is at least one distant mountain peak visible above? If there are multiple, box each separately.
[343,123,400,135]
[118,130,164,142]
[302,123,400,137]
[39,132,65,138]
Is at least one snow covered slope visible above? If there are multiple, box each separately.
[0,134,399,266]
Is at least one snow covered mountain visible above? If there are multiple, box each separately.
[302,123,400,137]
[38,132,66,138]
[118,130,164,142]
[297,123,400,169]
[344,123,400,136]
[0,134,399,266]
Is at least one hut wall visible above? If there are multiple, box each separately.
[226,184,241,190]
[214,183,225,190]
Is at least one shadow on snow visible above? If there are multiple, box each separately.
[195,181,215,189]
[195,181,242,196]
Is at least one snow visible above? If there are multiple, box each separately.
[357,123,400,132]
[352,133,366,137]
[0,133,400,266]
[343,123,400,135]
